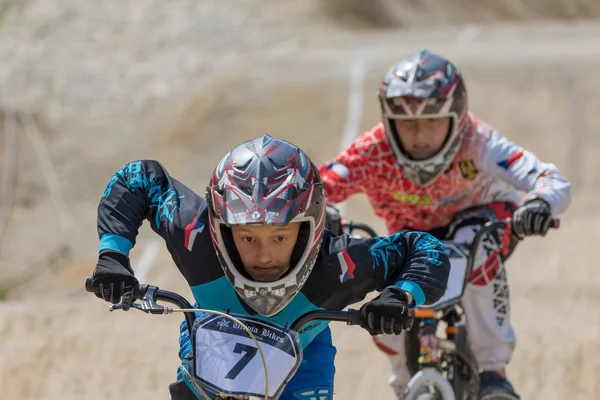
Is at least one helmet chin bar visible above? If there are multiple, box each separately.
[214,217,318,316]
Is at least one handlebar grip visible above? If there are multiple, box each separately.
[346,308,363,326]
[133,284,148,300]
[85,276,93,292]
[346,308,413,331]
[84,275,147,300]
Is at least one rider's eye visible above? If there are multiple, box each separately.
[275,236,286,243]
[243,237,255,243]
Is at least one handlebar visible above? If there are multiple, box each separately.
[290,309,363,331]
[85,276,196,329]
[342,217,559,240]
[86,215,556,333]
[85,276,385,334]
[342,217,559,305]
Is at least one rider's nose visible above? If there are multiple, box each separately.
[256,243,272,265]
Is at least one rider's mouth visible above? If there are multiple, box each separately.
[248,266,287,282]
[412,145,431,153]
[410,147,434,159]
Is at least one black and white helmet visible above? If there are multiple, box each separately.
[206,135,326,316]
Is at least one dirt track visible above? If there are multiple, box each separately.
[1,3,599,399]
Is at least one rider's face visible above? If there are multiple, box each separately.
[232,223,301,282]
[393,117,451,160]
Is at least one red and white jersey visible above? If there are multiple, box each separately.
[319,112,571,233]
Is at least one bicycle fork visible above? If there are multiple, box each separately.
[402,314,456,400]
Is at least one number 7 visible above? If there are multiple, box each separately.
[225,343,258,380]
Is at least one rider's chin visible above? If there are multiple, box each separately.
[249,266,283,282]
[409,149,433,160]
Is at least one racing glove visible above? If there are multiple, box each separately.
[359,286,411,335]
[91,251,138,310]
[512,199,553,237]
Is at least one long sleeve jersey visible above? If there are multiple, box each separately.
[319,113,571,233]
[97,160,450,347]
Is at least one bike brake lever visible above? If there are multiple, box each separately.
[108,286,173,315]
[109,302,147,312]
[141,286,173,314]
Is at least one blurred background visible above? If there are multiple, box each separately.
[0,0,599,399]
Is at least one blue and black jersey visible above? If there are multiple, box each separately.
[98,160,450,348]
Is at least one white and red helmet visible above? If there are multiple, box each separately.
[379,49,469,186]
[206,135,326,316]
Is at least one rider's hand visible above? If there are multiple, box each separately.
[512,199,553,237]
[91,251,138,310]
[325,203,343,236]
[359,286,410,335]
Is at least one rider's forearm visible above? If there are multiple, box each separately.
[523,167,571,216]
[97,160,165,252]
[320,163,360,204]
[318,138,370,204]
[394,231,450,306]
[482,130,571,215]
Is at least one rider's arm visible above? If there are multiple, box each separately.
[318,132,374,204]
[325,231,450,307]
[98,160,206,256]
[481,129,571,215]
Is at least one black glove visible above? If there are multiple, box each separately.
[325,203,343,236]
[512,199,553,237]
[359,286,411,335]
[91,251,138,310]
